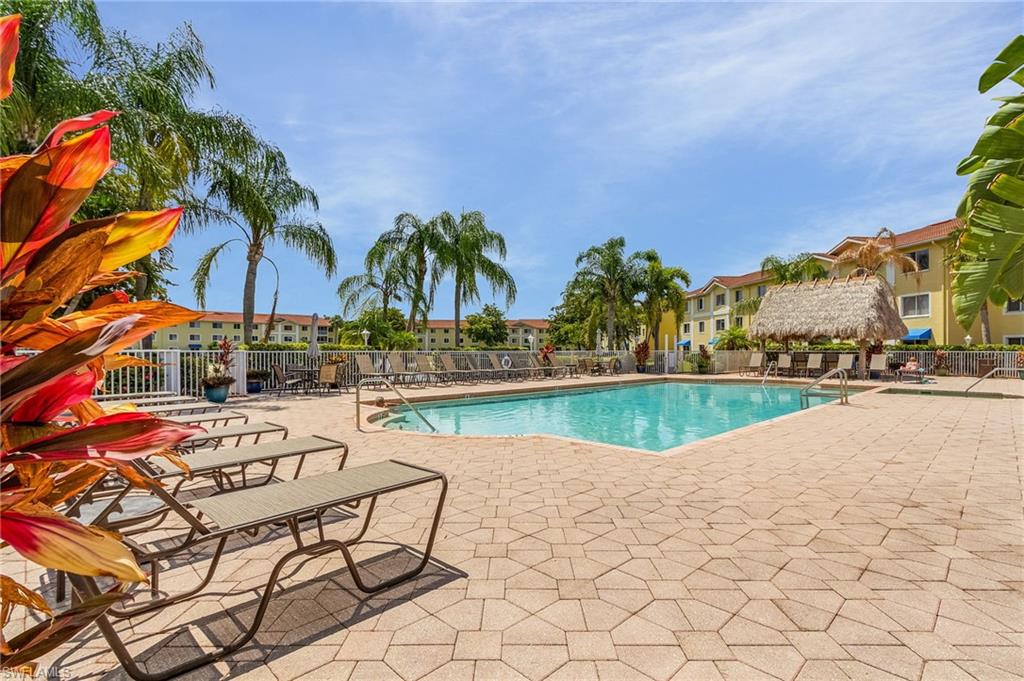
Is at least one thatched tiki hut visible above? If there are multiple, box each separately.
[749,276,908,379]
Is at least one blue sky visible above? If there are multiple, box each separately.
[97,2,1019,320]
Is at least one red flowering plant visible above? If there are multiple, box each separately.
[538,342,557,366]
[0,14,205,669]
[201,338,236,388]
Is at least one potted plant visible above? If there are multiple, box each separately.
[202,338,236,403]
[934,349,949,376]
[246,369,270,393]
[633,341,650,373]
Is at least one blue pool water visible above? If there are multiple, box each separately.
[383,382,834,452]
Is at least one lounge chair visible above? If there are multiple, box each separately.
[529,354,567,379]
[803,353,823,377]
[388,352,429,386]
[164,411,249,427]
[93,390,176,402]
[868,353,894,380]
[836,354,855,374]
[355,354,394,385]
[741,352,764,377]
[67,459,447,681]
[896,361,926,383]
[556,356,580,378]
[577,357,596,376]
[272,364,305,393]
[415,355,448,385]
[134,402,222,416]
[467,354,505,383]
[486,352,526,382]
[179,421,288,450]
[776,353,793,377]
[105,395,197,408]
[439,353,477,383]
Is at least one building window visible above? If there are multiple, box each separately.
[233,335,241,341]
[301,325,309,331]
[756,284,767,297]
[714,293,726,307]
[900,293,930,318]
[283,335,294,342]
[233,323,241,329]
[301,336,309,342]
[189,321,199,328]
[283,325,294,331]
[715,319,726,331]
[698,298,705,311]
[734,317,743,328]
[682,323,690,334]
[687,300,693,313]
[168,333,178,341]
[907,249,930,271]
[212,322,223,329]
[698,321,705,333]
[1006,298,1024,313]
[1005,336,1024,345]
[212,334,223,341]
[734,290,743,303]
[189,334,200,341]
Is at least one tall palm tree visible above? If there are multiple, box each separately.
[833,228,919,278]
[571,237,647,350]
[734,252,828,316]
[192,148,337,343]
[636,253,691,350]
[336,250,406,319]
[433,211,516,348]
[371,212,444,332]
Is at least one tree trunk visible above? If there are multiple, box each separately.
[453,278,463,348]
[407,255,428,332]
[858,339,868,380]
[242,246,262,344]
[261,289,279,344]
[605,300,615,352]
[979,302,992,344]
[652,320,661,350]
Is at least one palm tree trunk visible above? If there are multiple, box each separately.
[652,320,661,350]
[242,247,261,344]
[453,278,463,347]
[605,300,615,351]
[260,290,279,344]
[407,256,428,332]
[979,302,992,344]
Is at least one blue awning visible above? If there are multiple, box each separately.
[902,328,932,341]
[676,340,691,348]
[708,337,719,345]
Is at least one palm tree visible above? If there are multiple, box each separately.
[833,228,919,278]
[636,253,691,350]
[571,237,647,350]
[734,253,828,316]
[433,211,516,348]
[336,251,406,319]
[715,326,750,350]
[371,212,444,332]
[192,147,337,343]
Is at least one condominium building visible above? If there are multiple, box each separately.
[657,218,1023,350]
[412,319,550,349]
[150,311,333,350]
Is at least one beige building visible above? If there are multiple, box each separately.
[413,319,551,349]
[661,218,1023,350]
[150,311,332,349]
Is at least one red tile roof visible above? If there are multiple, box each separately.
[199,311,331,327]
[827,218,961,255]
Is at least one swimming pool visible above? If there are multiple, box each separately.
[382,381,835,452]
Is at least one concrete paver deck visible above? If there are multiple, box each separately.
[7,374,1022,680]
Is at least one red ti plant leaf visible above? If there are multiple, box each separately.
[27,301,201,354]
[0,503,146,581]
[36,110,118,152]
[0,315,140,420]
[1,125,115,279]
[0,14,18,101]
[5,359,98,424]
[3,412,204,464]
[87,290,130,310]
[0,585,128,670]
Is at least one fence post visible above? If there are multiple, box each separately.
[165,350,182,395]
[232,350,248,395]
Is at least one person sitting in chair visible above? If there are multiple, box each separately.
[898,356,924,382]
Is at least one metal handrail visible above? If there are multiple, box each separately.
[355,377,437,433]
[801,368,849,405]
[761,361,778,385]
[965,366,1017,393]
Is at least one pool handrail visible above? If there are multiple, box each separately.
[355,376,437,433]
[800,368,849,405]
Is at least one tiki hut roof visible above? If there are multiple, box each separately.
[749,276,908,342]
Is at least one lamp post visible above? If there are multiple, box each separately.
[964,334,973,347]
[526,334,535,353]
[361,328,370,348]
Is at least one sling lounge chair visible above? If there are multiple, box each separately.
[106,395,198,408]
[315,363,345,393]
[355,354,394,385]
[467,355,503,383]
[179,421,288,450]
[776,353,793,377]
[415,355,448,385]
[803,353,823,377]
[94,391,176,402]
[741,352,764,377]
[488,352,530,381]
[272,364,305,394]
[388,352,428,386]
[164,411,249,427]
[439,353,477,383]
[868,353,893,380]
[529,353,566,379]
[836,354,855,374]
[67,459,447,681]
[135,402,222,417]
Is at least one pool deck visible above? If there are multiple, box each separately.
[8,374,1023,680]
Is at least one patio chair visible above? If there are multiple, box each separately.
[836,354,855,374]
[741,352,764,377]
[93,390,176,402]
[868,353,895,381]
[272,364,304,394]
[67,459,447,681]
[486,352,524,382]
[529,353,566,379]
[179,421,288,451]
[415,354,449,385]
[466,354,503,383]
[605,357,622,376]
[439,353,477,383]
[135,402,222,416]
[354,354,393,385]
[388,352,429,386]
[577,358,596,376]
[103,395,194,408]
[554,355,580,378]
[315,363,344,394]
[803,353,823,377]
[776,353,793,377]
[164,411,249,427]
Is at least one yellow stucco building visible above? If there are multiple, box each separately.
[150,312,332,349]
[654,218,1024,350]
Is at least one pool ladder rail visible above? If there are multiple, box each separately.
[965,366,1017,393]
[355,377,437,433]
[761,361,778,385]
[800,368,849,405]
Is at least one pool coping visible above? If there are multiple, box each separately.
[357,375,887,458]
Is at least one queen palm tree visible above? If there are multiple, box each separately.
[192,148,337,343]
[370,212,444,332]
[636,253,691,350]
[433,211,516,348]
[336,248,407,319]
[571,237,647,350]
[733,252,828,316]
[833,228,919,278]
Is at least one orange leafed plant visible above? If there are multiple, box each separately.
[0,14,206,668]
